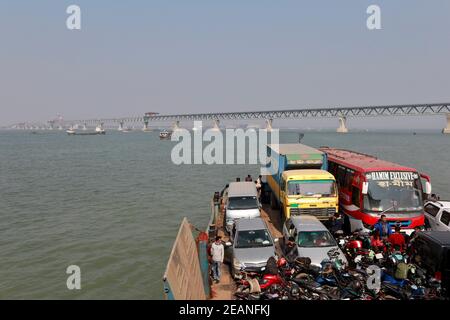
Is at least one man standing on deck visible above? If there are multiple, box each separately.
[210,236,224,283]
[374,215,392,238]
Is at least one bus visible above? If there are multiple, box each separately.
[319,147,432,233]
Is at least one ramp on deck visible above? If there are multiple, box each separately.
[163,218,207,300]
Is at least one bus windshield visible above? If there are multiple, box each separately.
[288,180,337,197]
[363,171,423,212]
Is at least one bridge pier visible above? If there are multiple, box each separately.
[143,120,151,132]
[443,114,450,134]
[265,118,273,131]
[211,119,220,131]
[172,120,181,132]
[337,116,349,133]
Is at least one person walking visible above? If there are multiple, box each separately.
[210,236,224,283]
[255,175,263,201]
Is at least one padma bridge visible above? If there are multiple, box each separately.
[10,102,450,134]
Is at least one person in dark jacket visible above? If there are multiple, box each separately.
[373,215,392,238]
[284,237,299,262]
[326,213,344,235]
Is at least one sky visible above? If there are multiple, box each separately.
[0,0,450,129]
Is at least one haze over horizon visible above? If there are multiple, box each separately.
[1,0,450,129]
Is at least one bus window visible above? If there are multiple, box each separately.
[352,186,361,207]
[336,166,347,188]
[344,170,354,189]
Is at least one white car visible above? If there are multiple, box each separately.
[223,182,261,233]
[424,200,450,231]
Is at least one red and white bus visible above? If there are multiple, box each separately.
[319,147,432,233]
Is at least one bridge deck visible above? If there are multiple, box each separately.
[14,103,450,129]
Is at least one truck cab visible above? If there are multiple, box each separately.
[273,169,338,220]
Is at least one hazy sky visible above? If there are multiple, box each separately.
[1,0,450,129]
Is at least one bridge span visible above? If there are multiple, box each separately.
[10,102,450,133]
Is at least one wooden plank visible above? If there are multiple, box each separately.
[163,218,207,300]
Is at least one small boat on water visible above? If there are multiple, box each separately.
[67,126,106,136]
[95,126,106,135]
[159,129,172,140]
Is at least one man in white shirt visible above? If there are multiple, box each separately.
[210,236,224,283]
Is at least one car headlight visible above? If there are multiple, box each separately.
[233,257,243,270]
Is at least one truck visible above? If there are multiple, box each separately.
[266,144,339,220]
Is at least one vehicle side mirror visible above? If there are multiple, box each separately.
[362,182,369,195]
[425,181,432,195]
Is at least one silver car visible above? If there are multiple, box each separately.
[283,215,347,267]
[225,217,277,279]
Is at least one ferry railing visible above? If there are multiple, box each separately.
[207,192,221,240]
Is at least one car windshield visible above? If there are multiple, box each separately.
[288,180,336,197]
[235,229,273,248]
[297,231,336,248]
[228,196,259,210]
[363,171,423,212]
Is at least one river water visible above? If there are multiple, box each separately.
[0,130,449,299]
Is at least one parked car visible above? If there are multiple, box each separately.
[224,182,261,233]
[410,231,450,298]
[424,200,450,231]
[224,217,277,279]
[282,215,347,267]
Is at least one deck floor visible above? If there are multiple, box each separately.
[210,204,284,300]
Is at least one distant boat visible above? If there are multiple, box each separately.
[120,127,131,133]
[159,129,172,140]
[95,126,106,135]
[67,126,105,136]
